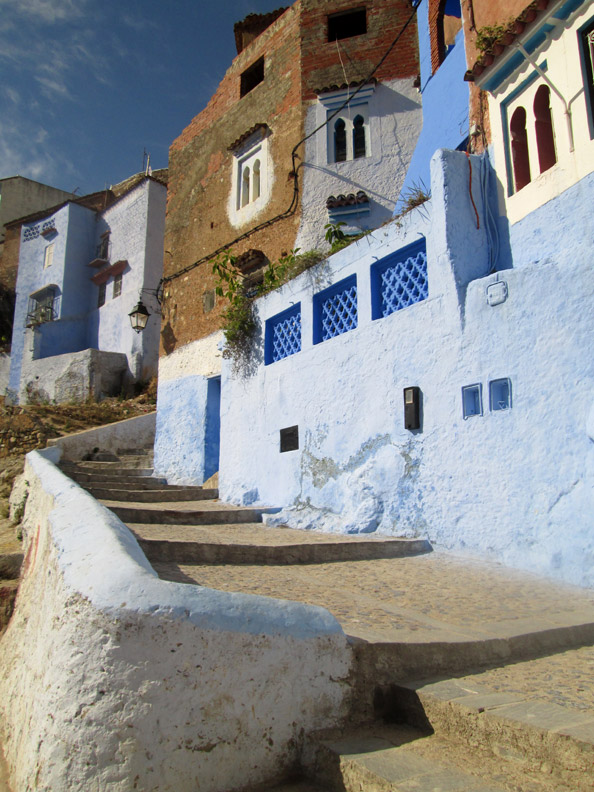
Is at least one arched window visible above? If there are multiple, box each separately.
[241,166,250,208]
[253,159,261,200]
[334,119,347,162]
[534,85,557,174]
[353,115,366,159]
[510,106,531,192]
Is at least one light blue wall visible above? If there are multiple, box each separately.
[205,149,594,588]
[395,0,469,213]
[8,202,95,397]
[154,375,217,485]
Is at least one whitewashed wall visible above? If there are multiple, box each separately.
[296,77,423,252]
[0,448,352,792]
[218,149,594,588]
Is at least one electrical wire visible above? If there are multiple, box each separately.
[163,0,421,285]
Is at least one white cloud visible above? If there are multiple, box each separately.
[0,118,75,188]
[0,0,89,24]
[35,75,71,98]
[4,86,19,104]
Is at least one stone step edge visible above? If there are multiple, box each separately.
[302,724,513,792]
[85,487,219,502]
[382,678,594,785]
[136,537,431,565]
[111,506,264,525]
[61,465,155,476]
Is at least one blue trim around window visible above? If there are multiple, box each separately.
[313,274,358,345]
[264,303,302,365]
[370,238,428,320]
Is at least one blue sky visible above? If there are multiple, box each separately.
[0,0,286,195]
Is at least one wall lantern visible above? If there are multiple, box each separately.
[128,281,164,333]
[129,300,150,333]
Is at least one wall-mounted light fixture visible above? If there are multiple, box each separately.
[128,282,163,333]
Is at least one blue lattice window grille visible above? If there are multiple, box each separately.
[264,303,301,365]
[313,274,357,344]
[371,238,428,320]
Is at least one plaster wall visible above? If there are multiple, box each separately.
[48,412,156,461]
[154,331,224,485]
[18,348,127,404]
[396,0,469,213]
[7,203,95,398]
[0,450,351,792]
[487,3,594,223]
[88,179,166,383]
[212,149,593,588]
[296,78,423,251]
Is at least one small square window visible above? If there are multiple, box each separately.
[97,282,106,308]
[462,384,482,419]
[240,57,264,97]
[113,273,122,299]
[490,378,511,411]
[328,8,366,42]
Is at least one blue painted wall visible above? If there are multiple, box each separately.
[395,0,469,213]
[154,374,215,485]
[8,202,95,396]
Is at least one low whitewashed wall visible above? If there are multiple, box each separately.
[49,411,156,460]
[0,450,352,792]
[18,347,127,404]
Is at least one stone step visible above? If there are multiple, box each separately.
[86,487,219,503]
[65,473,169,488]
[62,460,154,472]
[61,464,155,477]
[108,503,263,526]
[305,723,574,792]
[381,675,594,788]
[133,530,429,565]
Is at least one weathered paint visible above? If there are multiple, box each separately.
[211,149,593,588]
[297,77,423,251]
[8,178,166,403]
[0,449,352,791]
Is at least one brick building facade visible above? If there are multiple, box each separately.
[161,0,421,354]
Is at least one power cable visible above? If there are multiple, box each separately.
[163,0,421,285]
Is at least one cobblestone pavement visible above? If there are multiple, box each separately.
[154,549,594,643]
[153,549,594,714]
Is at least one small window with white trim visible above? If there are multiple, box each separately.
[318,82,375,165]
[228,127,270,226]
[43,243,54,269]
[113,272,122,299]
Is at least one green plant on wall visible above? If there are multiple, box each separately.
[475,22,513,53]
[212,247,325,372]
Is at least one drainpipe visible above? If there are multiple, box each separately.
[515,41,575,153]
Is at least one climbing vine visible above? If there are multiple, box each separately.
[212,247,325,373]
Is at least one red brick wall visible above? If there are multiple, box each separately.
[300,0,419,99]
[163,5,303,353]
[161,0,420,356]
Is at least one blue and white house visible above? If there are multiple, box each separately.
[8,173,166,403]
[154,0,594,589]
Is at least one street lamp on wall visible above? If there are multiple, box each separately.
[128,300,150,333]
[128,281,163,333]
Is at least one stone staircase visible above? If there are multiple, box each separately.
[60,450,594,792]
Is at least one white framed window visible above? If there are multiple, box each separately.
[228,127,271,227]
[43,243,54,269]
[318,82,375,165]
